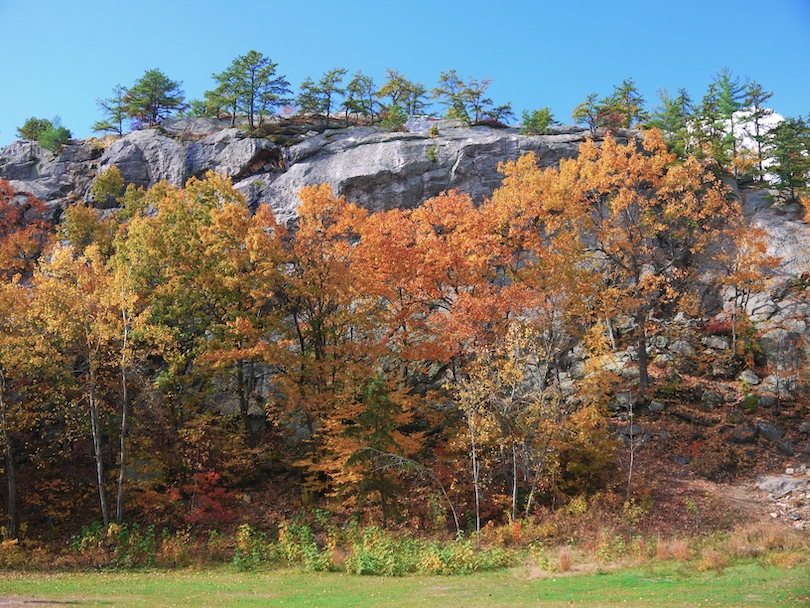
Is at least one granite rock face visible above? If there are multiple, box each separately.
[0,119,598,226]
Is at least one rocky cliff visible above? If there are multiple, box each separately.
[0,118,603,225]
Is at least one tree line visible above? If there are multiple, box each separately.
[0,128,778,540]
[14,51,810,202]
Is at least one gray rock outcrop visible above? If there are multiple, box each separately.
[0,119,596,226]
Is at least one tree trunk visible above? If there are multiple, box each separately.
[0,387,17,539]
[116,364,128,525]
[511,441,518,522]
[637,330,649,392]
[237,361,257,448]
[89,365,110,529]
[469,418,481,546]
[116,301,129,526]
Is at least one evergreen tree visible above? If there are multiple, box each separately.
[318,68,348,127]
[571,93,600,133]
[125,69,186,128]
[768,116,810,202]
[342,71,378,125]
[378,69,430,117]
[743,81,774,181]
[92,84,128,135]
[205,51,291,129]
[645,88,693,157]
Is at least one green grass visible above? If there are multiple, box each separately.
[0,561,806,607]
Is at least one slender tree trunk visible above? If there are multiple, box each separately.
[237,361,257,448]
[0,384,18,539]
[524,433,554,519]
[468,418,481,546]
[89,364,110,529]
[511,441,518,522]
[116,296,129,526]
[637,329,649,392]
[116,366,127,526]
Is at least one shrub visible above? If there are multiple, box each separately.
[519,108,556,135]
[233,524,268,571]
[158,528,194,567]
[381,105,407,132]
[426,144,438,163]
[91,166,125,206]
[16,117,52,141]
[345,525,416,576]
[670,537,690,561]
[276,520,331,572]
[37,117,71,153]
[110,523,156,568]
[429,124,439,138]
[697,547,728,573]
[740,394,759,414]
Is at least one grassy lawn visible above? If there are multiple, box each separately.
[0,561,806,607]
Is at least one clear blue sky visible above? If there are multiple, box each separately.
[1,0,808,148]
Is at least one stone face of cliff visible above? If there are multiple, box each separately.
[242,122,599,225]
[0,118,600,225]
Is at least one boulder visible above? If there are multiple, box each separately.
[759,328,802,371]
[648,400,666,413]
[756,475,808,496]
[738,370,761,386]
[756,421,785,442]
[778,439,795,456]
[669,340,696,357]
[702,336,730,350]
[762,373,799,399]
[727,424,758,444]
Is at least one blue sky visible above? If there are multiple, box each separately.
[1,0,808,148]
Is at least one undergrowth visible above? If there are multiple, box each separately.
[0,509,804,577]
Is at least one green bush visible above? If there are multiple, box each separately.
[519,108,556,135]
[15,115,72,153]
[39,124,71,154]
[381,105,408,132]
[233,523,268,571]
[16,117,52,141]
[426,144,438,163]
[345,525,419,576]
[276,521,331,572]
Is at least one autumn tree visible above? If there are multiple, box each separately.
[0,184,53,537]
[32,244,124,528]
[273,184,376,491]
[497,131,740,392]
[0,181,52,279]
[316,373,421,526]
[120,173,285,449]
